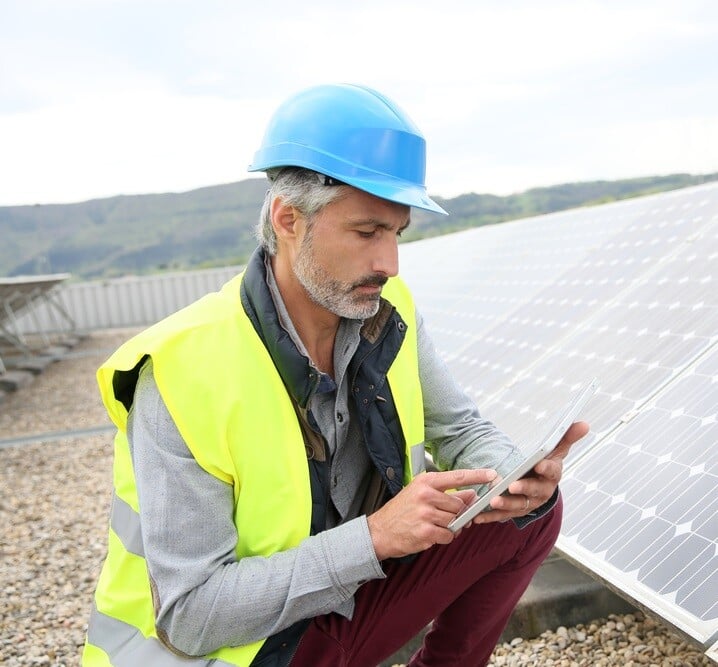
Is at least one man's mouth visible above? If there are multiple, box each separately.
[353,276,388,291]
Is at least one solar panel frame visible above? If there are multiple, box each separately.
[708,639,718,662]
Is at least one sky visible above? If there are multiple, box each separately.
[1,0,717,207]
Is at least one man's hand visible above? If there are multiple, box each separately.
[473,420,590,525]
[366,468,497,560]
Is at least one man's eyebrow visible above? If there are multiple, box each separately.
[348,217,412,231]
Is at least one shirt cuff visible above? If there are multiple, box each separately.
[317,517,386,596]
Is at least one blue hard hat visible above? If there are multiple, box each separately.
[248,83,447,215]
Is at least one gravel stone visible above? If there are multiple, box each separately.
[1,330,715,666]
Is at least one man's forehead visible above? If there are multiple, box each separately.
[332,187,411,223]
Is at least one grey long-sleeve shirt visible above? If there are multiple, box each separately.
[127,290,527,657]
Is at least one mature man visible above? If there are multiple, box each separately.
[83,83,588,667]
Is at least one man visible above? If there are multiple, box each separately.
[83,83,588,666]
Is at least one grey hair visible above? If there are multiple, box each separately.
[255,168,347,255]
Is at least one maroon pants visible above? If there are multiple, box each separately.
[290,494,562,666]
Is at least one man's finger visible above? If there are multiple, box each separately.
[450,489,478,507]
[423,468,497,491]
[549,420,590,458]
[507,473,557,498]
[530,457,563,482]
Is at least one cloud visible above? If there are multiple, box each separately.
[1,0,717,205]
[0,90,271,205]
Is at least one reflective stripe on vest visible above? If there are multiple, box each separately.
[85,605,236,667]
[85,272,424,666]
[410,442,427,477]
[110,492,143,557]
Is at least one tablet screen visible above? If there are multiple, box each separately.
[447,378,598,533]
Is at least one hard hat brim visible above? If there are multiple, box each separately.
[344,174,448,215]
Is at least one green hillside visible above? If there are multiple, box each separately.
[1,172,716,280]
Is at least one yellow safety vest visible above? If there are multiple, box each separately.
[83,272,425,666]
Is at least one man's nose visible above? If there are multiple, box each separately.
[373,235,399,277]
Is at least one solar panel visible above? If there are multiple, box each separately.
[559,343,718,644]
[399,182,718,655]
[481,192,717,449]
[0,274,73,370]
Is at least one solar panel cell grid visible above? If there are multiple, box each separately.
[398,182,718,651]
[559,342,718,640]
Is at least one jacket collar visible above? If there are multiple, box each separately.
[240,247,320,409]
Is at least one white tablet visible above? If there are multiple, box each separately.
[447,378,598,533]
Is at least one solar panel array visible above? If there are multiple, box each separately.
[399,182,718,654]
[0,274,73,372]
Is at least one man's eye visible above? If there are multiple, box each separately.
[358,231,375,238]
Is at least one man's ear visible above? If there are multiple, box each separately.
[271,197,301,242]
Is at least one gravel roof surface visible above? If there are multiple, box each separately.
[1,330,714,666]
